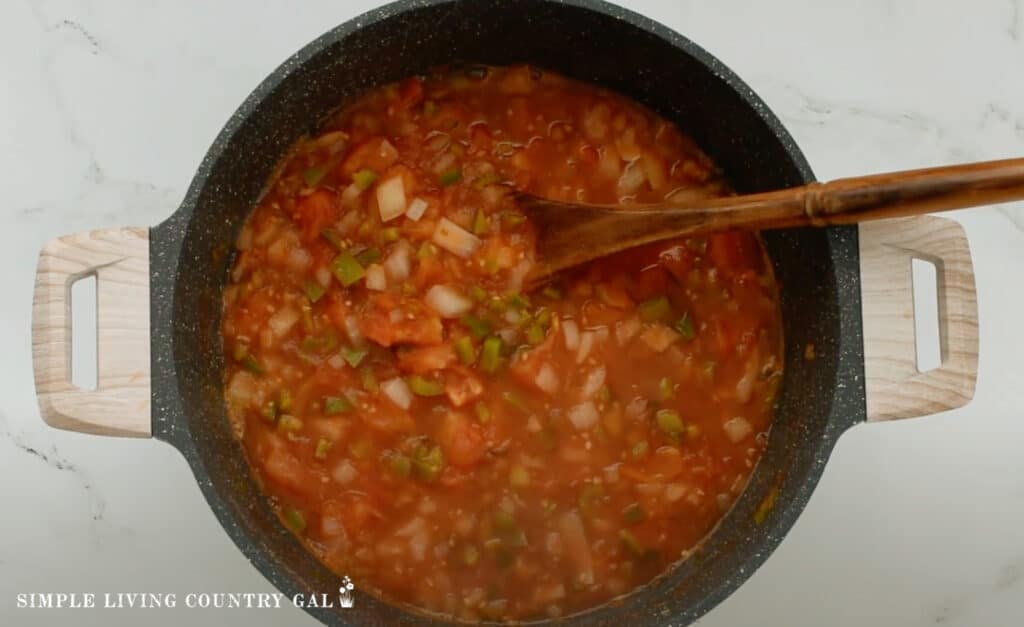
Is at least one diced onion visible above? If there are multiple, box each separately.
[424,284,472,318]
[315,266,332,287]
[580,367,606,399]
[666,483,688,502]
[724,417,753,443]
[287,246,312,273]
[603,463,620,483]
[508,259,533,292]
[340,183,363,207]
[576,331,595,364]
[383,242,411,281]
[639,324,678,352]
[567,401,599,430]
[624,397,649,420]
[558,512,594,585]
[268,306,300,337]
[226,371,258,407]
[381,377,413,410]
[504,309,522,324]
[535,364,560,395]
[406,197,429,221]
[344,316,364,346]
[332,460,357,484]
[395,516,427,537]
[615,316,641,346]
[327,354,345,369]
[562,319,580,351]
[617,158,647,195]
[497,328,517,344]
[376,176,407,222]
[432,217,481,258]
[365,264,387,291]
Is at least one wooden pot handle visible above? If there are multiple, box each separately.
[860,216,979,421]
[31,228,152,437]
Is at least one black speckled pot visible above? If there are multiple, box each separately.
[149,0,864,625]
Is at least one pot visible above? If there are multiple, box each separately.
[30,0,979,625]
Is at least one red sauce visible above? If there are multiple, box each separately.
[221,65,782,621]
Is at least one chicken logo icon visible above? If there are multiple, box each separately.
[338,577,355,608]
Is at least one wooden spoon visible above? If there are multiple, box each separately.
[518,156,1024,286]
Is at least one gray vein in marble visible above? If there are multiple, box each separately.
[0,412,107,528]
[47,18,101,55]
[18,4,180,225]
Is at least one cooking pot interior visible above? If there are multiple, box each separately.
[151,1,866,624]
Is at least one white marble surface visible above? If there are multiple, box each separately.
[2,1,1023,625]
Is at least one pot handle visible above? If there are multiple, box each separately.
[859,215,978,421]
[31,228,152,437]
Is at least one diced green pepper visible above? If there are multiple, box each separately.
[320,228,344,251]
[462,544,480,565]
[655,409,685,440]
[472,209,489,235]
[330,252,365,287]
[278,414,303,432]
[461,316,492,340]
[304,281,325,303]
[352,168,378,190]
[242,354,264,375]
[417,241,437,260]
[468,285,488,302]
[260,400,278,422]
[383,450,412,478]
[658,377,674,401]
[525,324,546,346]
[502,211,526,227]
[423,99,438,117]
[638,296,673,322]
[509,465,530,488]
[283,507,306,533]
[411,443,445,481]
[232,341,249,362]
[541,285,562,300]
[314,438,332,460]
[535,308,552,328]
[380,227,400,242]
[622,502,646,525]
[302,165,328,187]
[472,172,502,189]
[278,389,293,412]
[493,510,517,532]
[480,337,503,374]
[596,385,613,404]
[502,391,531,415]
[439,168,462,187]
[300,330,339,356]
[407,375,444,397]
[674,312,696,340]
[474,401,491,423]
[356,247,381,265]
[631,440,649,460]
[505,292,530,310]
[324,395,354,415]
[454,336,476,365]
[340,346,368,368]
[360,367,379,394]
[619,529,644,556]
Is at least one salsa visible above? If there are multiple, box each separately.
[221,65,782,621]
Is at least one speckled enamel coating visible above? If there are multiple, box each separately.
[148,0,866,625]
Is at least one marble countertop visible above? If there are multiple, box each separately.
[2,1,1022,625]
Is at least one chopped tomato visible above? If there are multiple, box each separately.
[359,294,443,346]
[292,189,337,240]
[397,345,456,374]
[437,412,486,467]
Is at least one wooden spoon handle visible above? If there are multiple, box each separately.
[799,156,1024,226]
